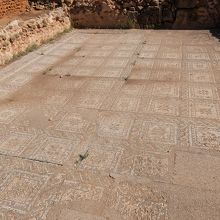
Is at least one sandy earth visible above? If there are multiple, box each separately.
[0,9,48,27]
[0,29,220,219]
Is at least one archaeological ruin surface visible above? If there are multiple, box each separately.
[0,28,220,220]
[0,0,220,220]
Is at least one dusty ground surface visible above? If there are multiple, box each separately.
[0,29,220,219]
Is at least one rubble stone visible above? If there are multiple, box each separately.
[0,8,71,65]
[67,0,220,28]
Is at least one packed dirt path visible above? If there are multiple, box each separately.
[0,29,220,219]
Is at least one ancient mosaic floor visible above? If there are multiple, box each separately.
[0,29,220,219]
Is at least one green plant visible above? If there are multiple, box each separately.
[75,150,89,165]
[127,18,137,29]
[144,23,161,29]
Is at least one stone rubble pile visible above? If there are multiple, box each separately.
[67,0,220,28]
[29,0,63,10]
[0,8,71,65]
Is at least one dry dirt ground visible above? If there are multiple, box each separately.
[0,29,220,219]
[0,9,48,27]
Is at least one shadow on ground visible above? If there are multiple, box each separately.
[209,29,220,42]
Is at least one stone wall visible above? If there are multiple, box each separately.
[0,8,71,65]
[67,0,220,29]
[0,0,29,18]
[173,0,220,28]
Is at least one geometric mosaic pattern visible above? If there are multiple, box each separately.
[0,29,220,219]
[0,170,48,213]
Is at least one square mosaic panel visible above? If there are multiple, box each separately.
[143,122,177,144]
[120,84,145,96]
[104,58,129,68]
[142,98,180,116]
[158,52,182,59]
[113,50,134,58]
[108,182,168,220]
[183,61,212,71]
[190,125,220,151]
[150,70,181,82]
[141,45,160,52]
[84,80,115,92]
[48,65,76,76]
[132,154,169,178]
[138,52,157,59]
[117,152,169,179]
[0,132,35,156]
[90,50,112,57]
[185,71,215,83]
[154,60,182,71]
[184,53,210,60]
[74,67,97,76]
[159,45,181,52]
[82,58,104,67]
[0,106,24,124]
[60,181,104,202]
[44,95,69,106]
[163,38,182,45]
[183,46,208,53]
[132,119,178,145]
[98,113,134,139]
[111,95,141,112]
[48,78,85,91]
[152,83,180,98]
[97,68,124,78]
[0,171,48,213]
[184,85,219,100]
[118,44,137,51]
[74,93,106,109]
[29,136,79,164]
[189,101,220,119]
[145,38,162,44]
[129,69,151,80]
[135,59,154,69]
[55,112,90,134]
[3,73,32,88]
[80,144,123,172]
[63,57,84,66]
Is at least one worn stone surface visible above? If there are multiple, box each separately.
[0,29,220,219]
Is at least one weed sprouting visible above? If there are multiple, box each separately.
[75,150,89,165]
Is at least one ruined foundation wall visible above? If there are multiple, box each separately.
[0,8,71,65]
[0,0,29,18]
[68,0,220,29]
